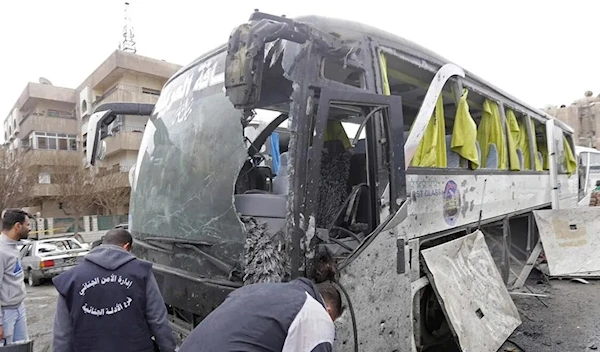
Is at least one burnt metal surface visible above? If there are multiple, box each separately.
[152,262,240,319]
[421,231,521,352]
[533,208,600,277]
[334,227,413,351]
[225,15,306,110]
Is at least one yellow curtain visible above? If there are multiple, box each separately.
[505,109,522,171]
[411,96,447,168]
[563,136,577,175]
[517,119,532,170]
[380,52,391,96]
[477,99,507,169]
[537,142,550,170]
[529,119,543,171]
[324,120,351,149]
[451,89,479,168]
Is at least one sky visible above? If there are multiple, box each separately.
[2,0,600,142]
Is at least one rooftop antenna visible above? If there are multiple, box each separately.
[119,1,137,53]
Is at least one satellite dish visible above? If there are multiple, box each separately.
[39,77,53,85]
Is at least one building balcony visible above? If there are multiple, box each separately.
[104,130,144,157]
[23,149,81,167]
[17,83,77,112]
[31,183,61,198]
[93,84,160,109]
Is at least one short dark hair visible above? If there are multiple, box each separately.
[316,281,343,318]
[102,229,133,247]
[1,209,30,231]
[596,180,600,187]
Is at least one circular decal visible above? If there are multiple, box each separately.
[443,180,460,226]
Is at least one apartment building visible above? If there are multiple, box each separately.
[3,50,181,218]
[78,49,181,174]
[2,81,81,217]
[545,91,600,148]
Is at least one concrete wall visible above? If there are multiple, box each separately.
[546,92,600,148]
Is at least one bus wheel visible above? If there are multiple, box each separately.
[419,285,452,347]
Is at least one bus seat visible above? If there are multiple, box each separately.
[537,152,543,167]
[516,148,524,170]
[446,135,460,168]
[234,193,287,235]
[317,139,352,228]
[272,151,289,195]
[485,143,499,169]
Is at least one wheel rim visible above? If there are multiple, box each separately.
[27,272,33,286]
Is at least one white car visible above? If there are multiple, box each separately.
[19,237,90,286]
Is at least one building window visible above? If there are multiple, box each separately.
[33,132,78,151]
[38,173,51,184]
[142,87,161,96]
[47,109,75,119]
[37,136,47,149]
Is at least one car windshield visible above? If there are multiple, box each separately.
[38,239,81,254]
[129,49,249,242]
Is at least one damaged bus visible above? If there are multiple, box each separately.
[86,11,580,352]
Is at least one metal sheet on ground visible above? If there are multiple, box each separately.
[421,230,521,352]
[533,208,600,277]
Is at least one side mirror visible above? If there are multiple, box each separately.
[86,103,155,166]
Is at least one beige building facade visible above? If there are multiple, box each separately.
[545,91,600,148]
[78,50,181,173]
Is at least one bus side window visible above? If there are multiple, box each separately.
[505,108,533,171]
[378,50,461,169]
[561,133,577,176]
[532,118,550,171]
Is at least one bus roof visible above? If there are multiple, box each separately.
[170,14,573,134]
[576,146,600,154]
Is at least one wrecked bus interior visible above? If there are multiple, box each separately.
[86,11,583,352]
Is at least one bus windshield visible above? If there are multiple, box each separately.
[129,49,248,242]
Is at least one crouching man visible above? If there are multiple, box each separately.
[178,278,343,352]
[52,229,176,352]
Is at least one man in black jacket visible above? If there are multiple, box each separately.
[52,229,176,352]
[178,277,343,352]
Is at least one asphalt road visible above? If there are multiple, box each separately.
[22,276,600,352]
[509,277,600,352]
[24,283,57,352]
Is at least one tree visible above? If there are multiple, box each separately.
[0,148,36,213]
[54,161,98,235]
[94,171,130,225]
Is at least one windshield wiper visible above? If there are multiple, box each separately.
[140,237,241,281]
[175,244,241,281]
[144,237,213,247]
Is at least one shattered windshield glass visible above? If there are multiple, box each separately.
[129,49,248,242]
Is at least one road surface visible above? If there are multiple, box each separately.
[25,284,57,352]
[22,276,600,352]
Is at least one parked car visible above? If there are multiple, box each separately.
[17,239,31,252]
[19,237,90,286]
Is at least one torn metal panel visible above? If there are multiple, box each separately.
[333,227,413,351]
[421,230,521,352]
[533,208,600,277]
